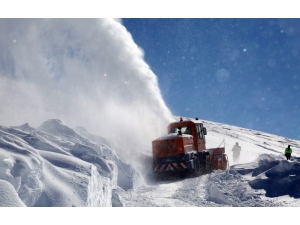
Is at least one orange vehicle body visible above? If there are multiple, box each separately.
[152,117,229,176]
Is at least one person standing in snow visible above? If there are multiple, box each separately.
[232,142,241,164]
[284,145,292,160]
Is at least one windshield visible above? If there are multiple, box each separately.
[171,125,192,135]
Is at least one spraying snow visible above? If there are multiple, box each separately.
[0,18,174,173]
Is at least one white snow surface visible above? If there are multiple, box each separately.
[0,119,140,207]
[1,117,300,209]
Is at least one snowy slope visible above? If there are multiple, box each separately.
[203,119,300,164]
[0,117,300,207]
[116,117,300,207]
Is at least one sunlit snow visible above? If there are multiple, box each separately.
[0,117,300,207]
[0,18,300,209]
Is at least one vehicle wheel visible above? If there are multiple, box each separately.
[205,155,212,174]
[192,156,201,177]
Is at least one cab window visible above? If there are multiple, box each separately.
[196,124,203,139]
[200,124,206,142]
[171,126,192,135]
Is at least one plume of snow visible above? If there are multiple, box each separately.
[0,18,174,174]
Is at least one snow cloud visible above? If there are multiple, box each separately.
[0,19,174,172]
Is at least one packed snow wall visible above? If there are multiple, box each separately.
[0,19,174,175]
[0,121,139,206]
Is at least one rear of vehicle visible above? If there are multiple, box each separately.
[152,133,196,173]
[151,118,229,178]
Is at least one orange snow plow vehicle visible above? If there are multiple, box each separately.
[152,117,229,177]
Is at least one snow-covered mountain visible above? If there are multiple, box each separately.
[0,117,300,207]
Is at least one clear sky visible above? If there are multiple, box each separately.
[122,18,300,141]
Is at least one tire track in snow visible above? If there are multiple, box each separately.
[171,175,221,207]
[117,179,192,207]
[117,174,220,207]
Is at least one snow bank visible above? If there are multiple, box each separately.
[40,119,140,190]
[206,169,282,206]
[0,119,140,206]
[249,157,300,198]
[0,180,25,207]
[0,126,44,206]
[69,143,118,189]
[87,165,112,207]
[225,153,300,199]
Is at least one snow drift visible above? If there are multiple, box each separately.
[0,119,140,206]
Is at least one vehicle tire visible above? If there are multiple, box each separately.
[192,156,201,177]
[205,155,212,174]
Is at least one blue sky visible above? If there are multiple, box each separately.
[122,19,300,140]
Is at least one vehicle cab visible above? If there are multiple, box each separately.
[167,117,207,152]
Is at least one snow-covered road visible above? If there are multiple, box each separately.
[116,173,218,207]
[116,169,285,207]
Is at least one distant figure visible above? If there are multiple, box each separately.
[284,145,292,160]
[232,142,241,164]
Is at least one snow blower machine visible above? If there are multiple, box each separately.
[152,117,229,178]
